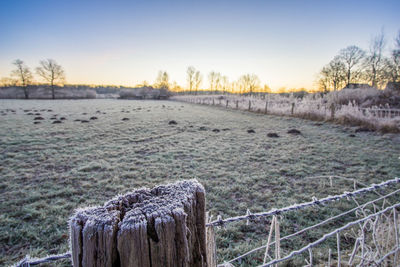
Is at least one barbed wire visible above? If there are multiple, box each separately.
[207,177,400,227]
[13,177,400,266]
[219,187,400,265]
[374,247,400,266]
[15,252,71,267]
[259,201,400,266]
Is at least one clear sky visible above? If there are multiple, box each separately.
[0,0,399,90]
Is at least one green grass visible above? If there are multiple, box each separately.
[0,99,399,266]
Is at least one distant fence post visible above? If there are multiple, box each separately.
[226,100,229,108]
[265,101,268,114]
[70,180,210,267]
[212,98,215,105]
[291,103,295,115]
[236,100,239,109]
[330,103,335,120]
[248,100,251,111]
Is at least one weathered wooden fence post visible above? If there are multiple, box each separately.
[291,103,295,115]
[248,100,251,111]
[226,100,229,108]
[212,98,215,105]
[236,100,239,109]
[206,213,217,267]
[265,101,268,114]
[330,103,335,120]
[70,180,211,267]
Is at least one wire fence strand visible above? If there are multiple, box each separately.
[258,202,400,266]
[13,177,400,266]
[208,177,400,227]
[15,252,71,267]
[218,187,400,265]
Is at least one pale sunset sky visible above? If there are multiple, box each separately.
[0,0,399,91]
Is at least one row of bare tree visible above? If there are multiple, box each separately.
[3,59,65,99]
[187,68,266,95]
[318,30,400,91]
[150,67,266,95]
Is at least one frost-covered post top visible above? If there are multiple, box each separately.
[70,179,208,267]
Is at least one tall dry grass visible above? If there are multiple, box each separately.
[172,89,400,133]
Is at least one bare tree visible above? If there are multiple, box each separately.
[230,81,238,93]
[171,81,183,92]
[365,31,386,88]
[338,45,365,86]
[249,74,260,95]
[155,71,169,89]
[387,31,400,83]
[394,30,400,60]
[380,31,400,85]
[187,66,195,93]
[208,71,218,93]
[221,75,229,94]
[382,57,399,83]
[36,59,65,99]
[0,77,17,87]
[320,56,346,91]
[239,74,260,95]
[193,70,202,94]
[138,80,150,87]
[317,74,330,93]
[11,59,33,99]
[263,84,272,93]
[214,72,221,93]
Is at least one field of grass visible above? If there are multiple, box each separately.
[0,99,399,266]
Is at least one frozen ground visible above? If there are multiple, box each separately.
[0,99,399,265]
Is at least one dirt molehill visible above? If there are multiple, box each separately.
[267,132,279,138]
[287,129,301,135]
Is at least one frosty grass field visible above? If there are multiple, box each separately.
[1,99,399,266]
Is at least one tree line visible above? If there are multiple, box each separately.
[133,69,269,95]
[5,30,398,98]
[2,62,269,98]
[318,30,400,92]
[2,59,65,99]
[151,68,270,95]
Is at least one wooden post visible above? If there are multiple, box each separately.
[265,101,268,114]
[248,100,251,111]
[236,100,239,109]
[206,213,217,267]
[70,180,208,267]
[291,103,295,115]
[212,99,215,105]
[226,100,229,108]
[330,103,335,120]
